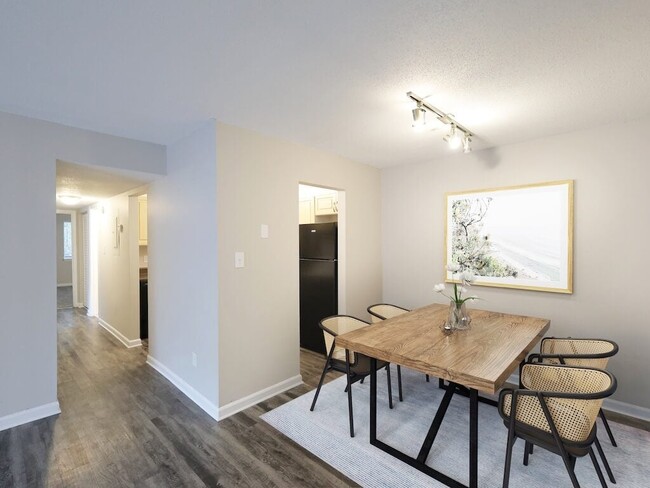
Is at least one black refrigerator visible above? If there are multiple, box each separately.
[299,222,338,354]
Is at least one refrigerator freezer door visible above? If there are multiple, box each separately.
[299,223,337,260]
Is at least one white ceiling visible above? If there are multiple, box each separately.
[56,160,152,209]
[2,1,650,167]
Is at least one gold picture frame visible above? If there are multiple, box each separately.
[444,180,574,294]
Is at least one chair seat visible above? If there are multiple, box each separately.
[500,418,595,457]
[331,353,389,376]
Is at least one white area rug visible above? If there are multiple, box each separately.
[261,368,650,487]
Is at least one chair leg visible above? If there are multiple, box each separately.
[599,409,617,447]
[589,447,609,488]
[396,365,403,402]
[310,349,334,411]
[438,378,444,388]
[594,436,616,484]
[523,441,531,466]
[345,349,355,437]
[502,428,517,488]
[426,374,430,382]
[385,364,394,409]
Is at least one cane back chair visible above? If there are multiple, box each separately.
[527,337,619,447]
[309,315,395,437]
[499,363,617,488]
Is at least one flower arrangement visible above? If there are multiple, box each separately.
[434,264,479,330]
[434,264,479,306]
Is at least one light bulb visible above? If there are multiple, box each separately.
[444,124,462,149]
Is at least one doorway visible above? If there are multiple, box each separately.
[55,210,79,310]
[298,184,346,355]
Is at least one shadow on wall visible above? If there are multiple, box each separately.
[476,147,501,169]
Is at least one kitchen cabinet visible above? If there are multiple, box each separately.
[314,193,338,215]
[138,197,148,245]
[299,199,314,224]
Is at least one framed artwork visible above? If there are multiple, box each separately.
[445,180,573,293]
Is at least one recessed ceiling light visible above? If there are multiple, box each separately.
[57,194,82,205]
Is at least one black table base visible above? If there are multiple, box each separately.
[369,358,479,488]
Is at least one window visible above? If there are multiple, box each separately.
[63,221,72,260]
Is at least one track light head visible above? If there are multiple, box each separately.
[411,104,426,131]
[444,124,462,149]
[462,133,472,153]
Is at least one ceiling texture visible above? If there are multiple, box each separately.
[1,1,650,168]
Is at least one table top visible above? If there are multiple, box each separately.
[336,303,550,394]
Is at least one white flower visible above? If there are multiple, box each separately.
[459,286,468,294]
[434,283,446,293]
[446,263,460,272]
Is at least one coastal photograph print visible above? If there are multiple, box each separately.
[445,180,573,293]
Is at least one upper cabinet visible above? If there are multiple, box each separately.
[314,193,338,216]
[299,199,314,224]
[138,196,148,245]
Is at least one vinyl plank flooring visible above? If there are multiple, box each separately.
[1,309,356,487]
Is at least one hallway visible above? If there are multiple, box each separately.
[0,309,353,487]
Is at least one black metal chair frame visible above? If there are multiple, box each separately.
[309,315,394,437]
[527,337,619,447]
[499,364,617,488]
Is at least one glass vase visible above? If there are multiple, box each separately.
[447,301,471,330]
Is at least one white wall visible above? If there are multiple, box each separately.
[381,116,650,409]
[96,192,140,345]
[56,213,72,285]
[216,123,382,408]
[148,121,219,415]
[0,111,165,427]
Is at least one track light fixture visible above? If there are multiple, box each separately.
[407,91,473,153]
[411,102,426,130]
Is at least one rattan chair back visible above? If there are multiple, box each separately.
[501,364,615,443]
[367,303,410,323]
[539,338,618,369]
[320,315,369,362]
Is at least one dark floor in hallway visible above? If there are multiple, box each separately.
[56,286,72,309]
[0,308,352,487]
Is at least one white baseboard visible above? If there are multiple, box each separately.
[57,283,72,287]
[146,355,220,421]
[218,375,303,421]
[0,401,61,432]
[73,301,84,308]
[98,318,142,348]
[506,372,650,422]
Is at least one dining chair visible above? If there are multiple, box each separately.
[499,363,617,488]
[309,315,394,437]
[367,303,433,399]
[527,338,619,447]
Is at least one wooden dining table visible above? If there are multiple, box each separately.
[336,303,550,488]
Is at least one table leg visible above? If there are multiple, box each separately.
[469,388,478,488]
[370,358,377,442]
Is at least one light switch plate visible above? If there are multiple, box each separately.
[260,224,269,239]
[235,251,245,268]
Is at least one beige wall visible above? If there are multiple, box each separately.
[56,213,72,285]
[216,123,382,406]
[381,116,650,409]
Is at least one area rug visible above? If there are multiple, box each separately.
[261,368,650,487]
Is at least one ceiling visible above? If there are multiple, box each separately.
[56,160,153,209]
[2,1,650,168]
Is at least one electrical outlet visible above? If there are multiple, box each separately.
[192,353,198,367]
[235,251,245,268]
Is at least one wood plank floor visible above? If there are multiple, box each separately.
[0,308,353,488]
